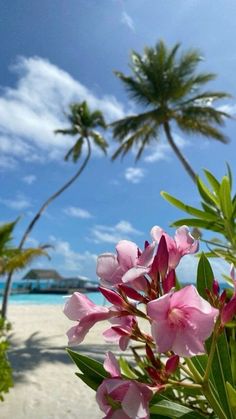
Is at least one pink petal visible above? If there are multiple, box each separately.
[122,266,149,283]
[174,226,199,255]
[122,382,150,419]
[171,285,214,313]
[150,226,164,242]
[173,328,205,357]
[96,253,123,286]
[151,321,175,353]
[138,242,156,267]
[116,240,139,271]
[221,295,236,325]
[186,306,219,341]
[63,292,96,321]
[104,351,121,377]
[147,293,171,321]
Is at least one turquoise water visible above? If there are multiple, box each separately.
[0,282,105,305]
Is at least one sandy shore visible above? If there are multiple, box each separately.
[1,304,123,419]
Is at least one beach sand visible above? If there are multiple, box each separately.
[1,304,123,419]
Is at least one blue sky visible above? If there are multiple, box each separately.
[0,0,235,282]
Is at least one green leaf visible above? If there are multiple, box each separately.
[67,350,109,390]
[197,253,214,299]
[206,332,234,419]
[75,373,99,391]
[226,382,236,415]
[197,177,219,207]
[150,400,205,418]
[119,357,138,379]
[171,218,223,233]
[204,169,220,196]
[219,176,233,220]
[161,192,218,221]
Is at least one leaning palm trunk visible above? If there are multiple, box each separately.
[1,138,91,318]
[163,122,197,183]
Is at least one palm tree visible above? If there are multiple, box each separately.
[112,41,231,182]
[0,220,47,316]
[2,102,107,318]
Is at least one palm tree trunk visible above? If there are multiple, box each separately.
[163,122,197,183]
[1,138,91,319]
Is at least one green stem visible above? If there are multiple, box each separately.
[185,359,203,384]
[168,379,202,390]
[202,383,228,419]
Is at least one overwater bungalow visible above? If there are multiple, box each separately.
[21,269,98,294]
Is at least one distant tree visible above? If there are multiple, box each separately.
[112,41,231,182]
[0,220,47,316]
[2,102,107,318]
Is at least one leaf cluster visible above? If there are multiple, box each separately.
[161,167,236,265]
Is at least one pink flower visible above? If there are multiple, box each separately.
[147,285,219,357]
[64,293,113,344]
[151,226,199,269]
[103,315,136,351]
[97,240,155,290]
[96,378,152,419]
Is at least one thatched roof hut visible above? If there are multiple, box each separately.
[23,269,63,281]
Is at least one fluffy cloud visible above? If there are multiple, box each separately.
[124,167,145,183]
[0,56,125,169]
[90,220,142,244]
[49,236,97,277]
[0,193,31,210]
[63,206,92,219]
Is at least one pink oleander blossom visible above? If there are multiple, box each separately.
[151,226,199,269]
[97,240,155,290]
[96,379,153,419]
[103,315,136,350]
[147,285,219,357]
[64,292,114,344]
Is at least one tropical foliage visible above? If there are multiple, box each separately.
[0,317,13,401]
[112,41,231,181]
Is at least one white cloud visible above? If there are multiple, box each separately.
[121,11,135,32]
[144,134,189,163]
[0,193,31,210]
[90,220,142,244]
[49,236,97,277]
[63,206,92,219]
[22,174,37,185]
[176,254,230,283]
[0,56,125,169]
[124,167,145,183]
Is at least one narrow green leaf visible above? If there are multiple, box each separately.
[206,332,233,419]
[219,176,233,220]
[67,350,109,383]
[150,400,205,418]
[204,169,220,196]
[75,373,99,391]
[226,382,236,415]
[171,218,223,233]
[197,177,219,207]
[197,253,214,299]
[229,337,236,386]
[161,192,218,221]
[119,357,138,379]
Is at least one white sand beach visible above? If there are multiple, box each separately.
[0,304,122,419]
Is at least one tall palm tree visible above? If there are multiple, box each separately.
[2,102,107,318]
[112,41,231,182]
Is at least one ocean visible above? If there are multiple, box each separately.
[0,280,105,305]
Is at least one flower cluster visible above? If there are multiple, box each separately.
[64,225,236,418]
